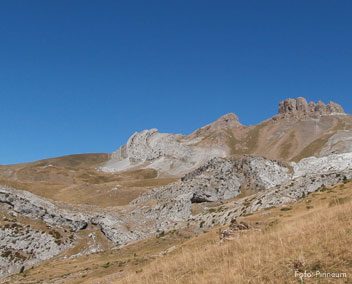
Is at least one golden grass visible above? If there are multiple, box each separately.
[292,117,348,162]
[3,182,352,283]
[0,154,177,207]
[291,134,332,162]
[118,186,352,284]
[279,131,296,160]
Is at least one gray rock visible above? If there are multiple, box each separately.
[99,128,226,176]
[0,222,70,277]
[278,97,345,117]
[0,187,88,231]
[0,187,141,246]
[320,130,352,156]
[126,153,352,234]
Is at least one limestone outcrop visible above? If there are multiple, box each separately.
[190,169,352,229]
[0,219,70,277]
[0,187,144,252]
[0,187,88,231]
[100,128,226,176]
[125,153,352,234]
[319,130,352,156]
[277,97,345,118]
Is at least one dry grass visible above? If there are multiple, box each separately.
[3,226,195,284]
[291,134,332,162]
[292,117,348,162]
[226,124,265,157]
[3,182,352,284]
[0,154,177,207]
[279,131,296,159]
[118,185,352,284]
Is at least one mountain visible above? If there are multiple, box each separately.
[101,97,352,176]
[1,97,352,283]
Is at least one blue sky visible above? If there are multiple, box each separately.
[0,1,351,164]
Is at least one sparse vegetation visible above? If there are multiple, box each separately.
[280,206,292,211]
[279,131,296,159]
[0,154,176,207]
[119,183,352,284]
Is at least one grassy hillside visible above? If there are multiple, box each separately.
[4,181,352,283]
[0,154,177,207]
[120,182,352,284]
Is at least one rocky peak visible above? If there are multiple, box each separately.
[278,97,345,117]
[101,126,227,176]
[194,113,241,135]
[219,113,239,122]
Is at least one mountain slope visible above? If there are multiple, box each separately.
[0,154,176,207]
[4,180,352,284]
[101,97,352,176]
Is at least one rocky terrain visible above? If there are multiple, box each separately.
[125,153,352,233]
[277,97,345,117]
[0,97,352,281]
[100,128,227,177]
[2,151,352,278]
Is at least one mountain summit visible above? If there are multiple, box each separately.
[277,97,345,118]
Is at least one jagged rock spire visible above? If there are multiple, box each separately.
[278,97,345,117]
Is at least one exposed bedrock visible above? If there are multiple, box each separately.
[128,153,352,234]
[0,187,141,246]
[100,128,227,176]
[0,187,88,231]
[277,97,345,118]
[2,153,352,254]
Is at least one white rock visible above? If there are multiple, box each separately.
[100,129,226,176]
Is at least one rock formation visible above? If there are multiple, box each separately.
[319,130,352,156]
[100,128,226,176]
[124,153,352,235]
[0,187,149,249]
[100,97,350,175]
[277,97,345,118]
[0,218,70,277]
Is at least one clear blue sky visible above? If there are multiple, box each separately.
[0,1,351,164]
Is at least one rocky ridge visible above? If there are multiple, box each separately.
[277,97,345,118]
[100,128,226,176]
[190,168,352,229]
[0,187,144,249]
[0,188,88,231]
[101,97,350,176]
[123,153,352,235]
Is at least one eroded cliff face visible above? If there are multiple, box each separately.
[277,97,345,117]
[100,128,227,176]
